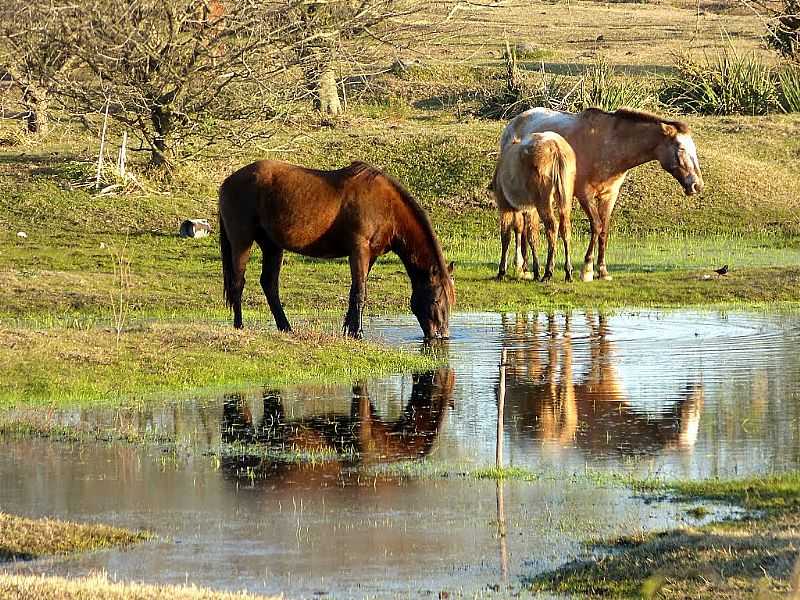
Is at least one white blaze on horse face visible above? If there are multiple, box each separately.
[676,134,700,173]
[675,133,703,195]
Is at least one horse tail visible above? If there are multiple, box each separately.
[219,186,236,309]
[551,143,571,215]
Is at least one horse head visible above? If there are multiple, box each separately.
[411,262,455,340]
[655,124,704,196]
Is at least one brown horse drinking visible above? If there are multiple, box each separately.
[218,160,455,339]
[500,108,704,281]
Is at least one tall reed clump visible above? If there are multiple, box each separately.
[576,58,653,111]
[660,49,779,115]
[477,56,651,119]
[778,65,800,111]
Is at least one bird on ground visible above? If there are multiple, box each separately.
[714,265,729,276]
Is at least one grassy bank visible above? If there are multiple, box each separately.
[531,473,800,598]
[0,513,150,562]
[0,574,276,600]
[0,321,439,407]
[1,1,799,410]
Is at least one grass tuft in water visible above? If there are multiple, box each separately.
[0,513,151,562]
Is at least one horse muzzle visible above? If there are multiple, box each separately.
[684,180,704,196]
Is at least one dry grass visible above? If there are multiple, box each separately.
[425,0,768,67]
[532,472,800,598]
[532,511,800,598]
[0,573,277,600]
[0,513,149,561]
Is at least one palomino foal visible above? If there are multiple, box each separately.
[500,108,704,281]
[493,131,577,282]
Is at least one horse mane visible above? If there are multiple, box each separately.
[351,163,450,283]
[587,107,690,134]
[384,172,451,280]
[340,160,383,181]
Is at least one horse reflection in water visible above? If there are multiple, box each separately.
[501,313,704,456]
[221,367,455,484]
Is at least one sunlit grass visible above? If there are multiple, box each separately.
[0,513,150,561]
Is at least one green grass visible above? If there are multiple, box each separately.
[0,512,150,562]
[2,114,800,409]
[642,472,800,510]
[531,472,800,599]
[0,322,440,408]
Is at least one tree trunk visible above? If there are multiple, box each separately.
[150,105,174,168]
[316,68,341,116]
[22,92,49,135]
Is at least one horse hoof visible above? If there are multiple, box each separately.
[565,274,573,283]
[522,272,535,281]
[600,274,613,281]
[540,273,552,283]
[495,273,506,281]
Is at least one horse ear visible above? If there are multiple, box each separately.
[660,123,678,138]
[447,261,455,275]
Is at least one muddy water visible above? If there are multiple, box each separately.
[1,310,797,597]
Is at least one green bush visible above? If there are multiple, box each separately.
[477,58,652,120]
[778,65,800,111]
[576,58,653,112]
[660,50,779,115]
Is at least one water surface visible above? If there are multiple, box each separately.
[2,310,797,597]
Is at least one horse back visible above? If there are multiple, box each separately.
[219,160,397,258]
[495,131,575,212]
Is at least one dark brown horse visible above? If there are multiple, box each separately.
[219,160,455,339]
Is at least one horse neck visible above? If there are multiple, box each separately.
[391,201,442,285]
[594,116,665,176]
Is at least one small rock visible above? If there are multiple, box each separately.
[16,231,27,239]
[514,42,539,56]
[179,219,212,238]
[390,57,422,74]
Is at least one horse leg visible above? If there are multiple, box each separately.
[344,245,370,339]
[256,236,291,332]
[597,194,617,281]
[230,241,252,329]
[580,196,600,283]
[559,207,573,282]
[497,211,513,280]
[513,223,525,278]
[540,211,557,282]
[520,215,529,272]
[525,210,541,281]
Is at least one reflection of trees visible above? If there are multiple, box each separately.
[502,313,704,457]
[220,368,455,483]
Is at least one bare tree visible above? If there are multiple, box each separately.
[0,4,75,134]
[52,0,294,169]
[275,1,460,115]
[768,0,800,61]
[1,0,468,163]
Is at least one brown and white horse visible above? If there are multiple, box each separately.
[500,108,704,281]
[493,131,577,282]
[219,160,454,339]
